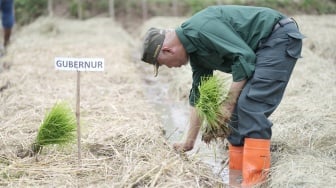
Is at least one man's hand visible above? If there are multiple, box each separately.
[220,101,234,121]
[216,79,247,123]
[173,143,193,152]
[172,107,201,153]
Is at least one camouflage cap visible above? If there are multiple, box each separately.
[141,27,166,77]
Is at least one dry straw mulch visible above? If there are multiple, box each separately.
[268,15,336,187]
[0,17,223,187]
[1,14,336,188]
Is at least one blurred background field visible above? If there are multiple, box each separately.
[14,0,336,26]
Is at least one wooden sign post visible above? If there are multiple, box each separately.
[55,57,104,165]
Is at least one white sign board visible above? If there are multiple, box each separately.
[55,57,104,71]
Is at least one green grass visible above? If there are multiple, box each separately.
[196,75,230,143]
[33,101,77,154]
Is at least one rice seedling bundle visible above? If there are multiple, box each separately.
[196,75,230,144]
[33,101,77,154]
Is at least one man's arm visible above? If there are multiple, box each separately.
[173,80,246,152]
[173,106,202,152]
[221,79,247,117]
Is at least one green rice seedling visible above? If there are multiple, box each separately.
[196,75,230,144]
[32,101,77,154]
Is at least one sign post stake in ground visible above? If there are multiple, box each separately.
[55,57,105,166]
[76,70,81,165]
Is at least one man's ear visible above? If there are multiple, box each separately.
[161,46,174,54]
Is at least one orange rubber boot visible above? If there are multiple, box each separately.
[229,144,243,170]
[242,138,271,187]
[229,144,243,187]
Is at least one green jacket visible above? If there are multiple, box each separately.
[175,5,284,106]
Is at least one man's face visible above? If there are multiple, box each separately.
[158,44,189,68]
